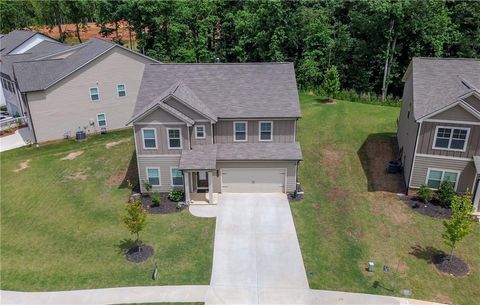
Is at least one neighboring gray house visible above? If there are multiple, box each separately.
[1,30,157,143]
[128,63,302,203]
[397,58,480,212]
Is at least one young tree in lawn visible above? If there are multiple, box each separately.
[123,199,147,245]
[322,65,340,98]
[442,192,475,263]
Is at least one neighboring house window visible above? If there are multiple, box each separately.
[259,121,273,141]
[142,128,157,149]
[433,126,469,151]
[195,125,205,139]
[171,168,184,186]
[146,168,160,186]
[117,84,126,97]
[97,113,107,127]
[167,128,182,149]
[89,87,99,101]
[426,169,459,190]
[234,121,247,142]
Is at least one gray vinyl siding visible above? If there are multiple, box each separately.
[212,161,297,193]
[464,95,480,113]
[214,119,295,144]
[164,97,209,120]
[397,74,418,187]
[429,104,480,122]
[137,155,182,192]
[416,122,480,158]
[410,155,477,193]
[136,107,183,124]
[190,123,213,146]
[134,124,189,155]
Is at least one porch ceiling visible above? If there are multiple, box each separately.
[179,144,217,170]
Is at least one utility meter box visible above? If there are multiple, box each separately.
[368,262,374,272]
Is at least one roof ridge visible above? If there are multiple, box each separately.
[148,62,293,66]
[413,57,480,62]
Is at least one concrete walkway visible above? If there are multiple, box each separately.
[0,127,34,152]
[189,204,218,218]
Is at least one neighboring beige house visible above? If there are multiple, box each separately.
[397,58,480,212]
[2,30,157,143]
[128,63,302,203]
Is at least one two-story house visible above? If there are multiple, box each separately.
[397,58,480,212]
[1,30,157,143]
[128,63,302,203]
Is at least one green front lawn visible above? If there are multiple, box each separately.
[292,93,480,305]
[0,129,215,291]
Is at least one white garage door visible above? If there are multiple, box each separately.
[221,168,285,193]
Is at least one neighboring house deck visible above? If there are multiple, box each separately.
[397,57,480,212]
[1,30,158,143]
[128,63,302,203]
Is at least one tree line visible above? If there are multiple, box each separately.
[1,0,479,98]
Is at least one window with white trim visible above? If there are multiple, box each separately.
[96,113,107,127]
[146,168,160,186]
[167,128,182,148]
[433,127,469,151]
[195,125,205,139]
[426,169,459,189]
[89,87,99,101]
[171,168,184,186]
[259,121,272,141]
[142,128,157,148]
[117,84,126,97]
[234,122,247,141]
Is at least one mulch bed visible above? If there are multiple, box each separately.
[141,192,186,214]
[288,183,304,203]
[433,253,469,276]
[398,194,452,219]
[126,244,154,263]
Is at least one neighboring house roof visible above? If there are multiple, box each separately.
[133,63,301,119]
[405,58,480,120]
[0,30,37,55]
[12,37,158,92]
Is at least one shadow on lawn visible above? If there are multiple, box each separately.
[116,238,140,254]
[357,133,406,193]
[119,151,139,190]
[409,244,443,264]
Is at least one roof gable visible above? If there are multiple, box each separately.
[428,103,480,122]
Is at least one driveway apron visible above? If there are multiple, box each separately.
[206,193,308,304]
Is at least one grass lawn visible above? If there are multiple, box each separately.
[0,129,215,291]
[292,93,480,305]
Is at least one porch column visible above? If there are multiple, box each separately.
[474,176,480,212]
[184,171,191,204]
[208,171,213,204]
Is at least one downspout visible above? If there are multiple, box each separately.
[407,121,422,194]
[22,93,38,144]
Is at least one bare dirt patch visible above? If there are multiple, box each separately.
[13,159,30,172]
[320,146,342,179]
[65,168,89,181]
[370,191,412,225]
[106,139,130,149]
[61,150,84,161]
[107,169,127,187]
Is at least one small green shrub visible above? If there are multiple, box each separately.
[417,184,433,203]
[168,188,184,202]
[436,181,456,207]
[143,180,152,195]
[151,192,160,207]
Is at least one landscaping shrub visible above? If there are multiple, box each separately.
[143,180,152,195]
[417,184,433,203]
[332,89,401,107]
[436,181,456,207]
[168,188,184,202]
[151,192,160,207]
[322,66,340,98]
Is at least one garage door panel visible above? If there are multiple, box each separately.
[221,168,285,193]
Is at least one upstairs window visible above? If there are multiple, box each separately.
[234,122,247,142]
[433,127,469,151]
[259,121,273,141]
[96,113,107,127]
[89,87,99,101]
[146,168,160,186]
[426,169,459,190]
[117,84,126,97]
[195,125,205,139]
[167,128,182,149]
[171,168,184,186]
[142,128,157,149]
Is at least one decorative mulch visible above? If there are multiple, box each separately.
[433,253,469,276]
[398,194,452,219]
[141,192,187,214]
[126,244,154,263]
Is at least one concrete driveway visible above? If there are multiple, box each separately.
[206,193,308,304]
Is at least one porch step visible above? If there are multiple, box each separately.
[473,212,480,223]
[189,192,219,205]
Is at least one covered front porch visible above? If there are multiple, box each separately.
[473,156,480,214]
[179,145,218,205]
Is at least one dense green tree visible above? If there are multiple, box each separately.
[31,0,69,42]
[322,65,341,97]
[64,0,95,43]
[0,0,35,33]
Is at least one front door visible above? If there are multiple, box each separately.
[197,171,209,189]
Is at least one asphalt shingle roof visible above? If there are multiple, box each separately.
[179,145,218,170]
[0,30,36,55]
[410,58,480,120]
[134,63,301,119]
